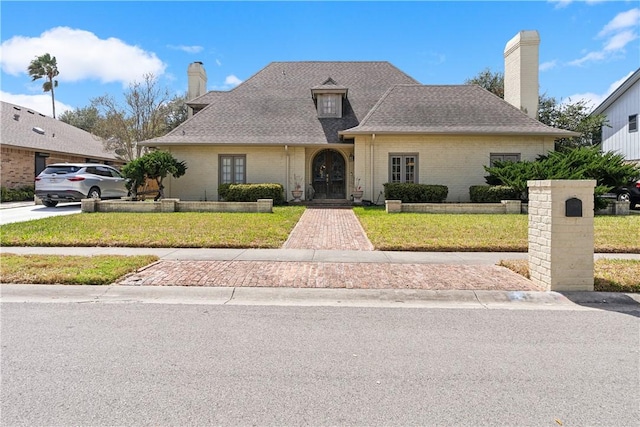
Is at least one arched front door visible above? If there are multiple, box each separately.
[312,150,345,199]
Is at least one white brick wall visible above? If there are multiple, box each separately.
[527,180,595,291]
[354,134,554,203]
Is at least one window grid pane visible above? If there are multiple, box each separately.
[234,157,245,183]
[391,157,401,183]
[405,157,415,183]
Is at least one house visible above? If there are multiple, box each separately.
[1,101,123,190]
[591,68,640,166]
[141,31,576,203]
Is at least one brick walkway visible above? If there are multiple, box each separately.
[116,208,541,291]
[283,208,374,250]
[119,260,542,291]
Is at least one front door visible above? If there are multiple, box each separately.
[312,150,345,199]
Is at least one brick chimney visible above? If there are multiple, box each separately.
[504,31,540,119]
[187,61,207,117]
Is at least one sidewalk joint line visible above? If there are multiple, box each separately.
[224,287,237,304]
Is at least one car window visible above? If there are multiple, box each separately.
[85,167,99,175]
[95,166,115,177]
[41,165,81,175]
[107,168,123,178]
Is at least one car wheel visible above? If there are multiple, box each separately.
[88,187,101,199]
[617,192,631,203]
[42,200,58,208]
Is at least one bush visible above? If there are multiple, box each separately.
[223,183,285,205]
[484,146,640,210]
[218,183,232,200]
[1,186,35,202]
[383,183,448,203]
[469,185,520,203]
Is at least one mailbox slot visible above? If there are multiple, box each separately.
[565,197,582,217]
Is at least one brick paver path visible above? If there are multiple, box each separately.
[116,208,541,291]
[118,260,542,291]
[283,208,374,250]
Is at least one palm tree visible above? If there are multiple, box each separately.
[27,53,59,118]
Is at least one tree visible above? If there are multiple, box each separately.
[121,150,187,201]
[27,53,60,118]
[465,69,608,149]
[58,106,101,133]
[484,146,640,209]
[91,73,180,161]
[465,68,504,98]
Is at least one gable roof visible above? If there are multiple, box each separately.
[591,68,640,116]
[341,85,578,137]
[144,61,419,146]
[1,101,119,161]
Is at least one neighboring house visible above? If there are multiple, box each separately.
[591,68,640,166]
[141,31,576,203]
[0,101,123,190]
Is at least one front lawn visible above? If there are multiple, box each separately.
[498,258,640,293]
[354,207,640,253]
[0,254,159,285]
[0,207,305,248]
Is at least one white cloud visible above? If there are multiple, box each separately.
[604,29,638,51]
[224,75,242,86]
[210,74,243,91]
[167,44,203,54]
[0,27,166,85]
[215,59,222,67]
[539,60,558,71]
[564,70,635,111]
[598,8,640,37]
[0,91,74,118]
[568,8,639,66]
[549,0,605,8]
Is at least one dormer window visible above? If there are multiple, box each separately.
[311,77,348,119]
[319,94,340,118]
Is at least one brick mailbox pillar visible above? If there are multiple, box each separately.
[527,180,595,291]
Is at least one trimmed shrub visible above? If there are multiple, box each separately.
[218,183,232,200]
[1,186,35,202]
[383,183,448,203]
[224,183,285,205]
[469,185,520,203]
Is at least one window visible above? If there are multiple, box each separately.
[629,114,638,133]
[389,154,418,183]
[318,94,342,118]
[490,153,521,166]
[219,155,246,184]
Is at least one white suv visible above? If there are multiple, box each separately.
[35,163,128,207]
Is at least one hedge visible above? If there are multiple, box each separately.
[383,183,448,203]
[1,186,35,203]
[219,183,285,205]
[469,185,520,203]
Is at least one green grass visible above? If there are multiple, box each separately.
[0,206,305,248]
[498,258,640,293]
[0,254,159,285]
[354,207,640,253]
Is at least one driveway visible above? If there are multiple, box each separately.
[0,202,81,225]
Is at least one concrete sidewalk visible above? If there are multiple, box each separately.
[2,246,638,264]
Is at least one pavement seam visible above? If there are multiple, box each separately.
[473,290,489,309]
[224,287,237,304]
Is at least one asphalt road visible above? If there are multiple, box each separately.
[0,202,81,225]
[1,302,638,426]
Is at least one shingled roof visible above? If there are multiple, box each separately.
[341,85,578,137]
[144,61,576,147]
[144,61,419,146]
[1,101,119,161]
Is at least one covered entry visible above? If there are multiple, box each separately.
[312,149,345,199]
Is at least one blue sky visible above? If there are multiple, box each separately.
[1,1,638,118]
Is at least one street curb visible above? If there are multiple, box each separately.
[2,284,638,311]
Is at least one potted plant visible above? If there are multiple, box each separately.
[353,178,364,203]
[291,175,303,202]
